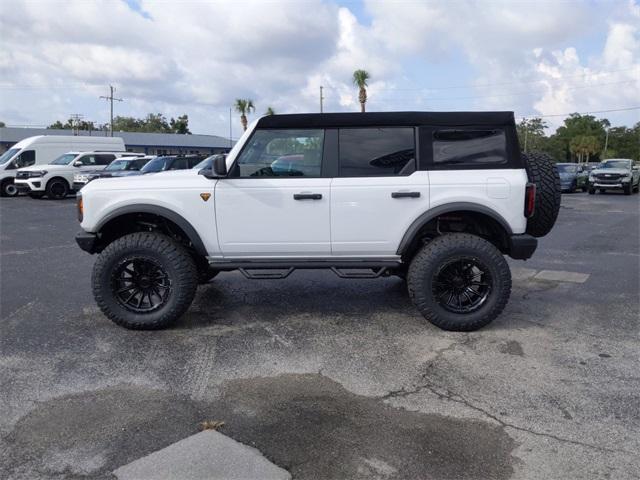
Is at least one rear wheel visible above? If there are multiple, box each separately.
[407,233,511,332]
[522,152,561,238]
[46,178,69,199]
[92,232,198,329]
[1,179,18,197]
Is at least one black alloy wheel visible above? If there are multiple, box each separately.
[112,257,172,313]
[432,257,492,314]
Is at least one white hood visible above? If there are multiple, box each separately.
[18,164,73,172]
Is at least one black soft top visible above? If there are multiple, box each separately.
[257,111,516,129]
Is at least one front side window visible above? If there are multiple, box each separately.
[338,128,415,177]
[14,150,36,168]
[433,129,507,167]
[235,129,324,177]
[105,159,129,171]
[78,155,97,166]
[169,158,188,170]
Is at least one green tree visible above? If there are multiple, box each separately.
[352,69,370,113]
[517,117,548,153]
[47,118,96,131]
[235,99,255,131]
[169,114,191,134]
[605,124,640,161]
[570,135,601,163]
[265,106,276,116]
[553,114,610,162]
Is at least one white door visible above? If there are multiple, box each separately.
[330,127,429,256]
[215,128,331,257]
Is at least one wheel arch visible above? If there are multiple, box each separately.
[95,204,208,257]
[397,202,513,259]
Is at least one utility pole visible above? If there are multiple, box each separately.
[99,85,123,137]
[229,107,233,149]
[603,127,610,158]
[320,85,324,113]
[69,113,83,136]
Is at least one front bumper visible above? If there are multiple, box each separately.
[76,231,99,253]
[509,234,537,260]
[15,178,45,192]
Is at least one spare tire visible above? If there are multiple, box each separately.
[522,152,561,238]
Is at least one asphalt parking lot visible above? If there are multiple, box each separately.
[1,192,639,479]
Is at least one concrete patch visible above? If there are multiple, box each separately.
[114,430,290,480]
[534,270,590,283]
[511,267,538,281]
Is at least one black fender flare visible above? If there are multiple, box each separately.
[396,202,513,256]
[95,204,208,257]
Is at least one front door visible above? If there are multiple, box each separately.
[215,128,331,257]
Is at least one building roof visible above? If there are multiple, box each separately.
[0,127,233,149]
[257,111,516,129]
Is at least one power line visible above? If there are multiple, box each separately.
[516,106,640,120]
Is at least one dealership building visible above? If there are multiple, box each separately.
[0,127,234,156]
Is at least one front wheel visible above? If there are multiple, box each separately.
[623,183,632,195]
[588,187,595,195]
[407,233,512,331]
[46,178,69,199]
[1,179,18,197]
[92,232,198,329]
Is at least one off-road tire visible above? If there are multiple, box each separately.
[522,152,561,238]
[45,177,69,199]
[1,179,18,197]
[92,232,197,330]
[407,233,511,332]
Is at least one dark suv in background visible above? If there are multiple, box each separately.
[135,155,206,175]
[588,159,640,195]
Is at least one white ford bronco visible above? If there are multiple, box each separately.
[76,112,561,331]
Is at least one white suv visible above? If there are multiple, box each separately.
[15,151,132,199]
[76,112,561,331]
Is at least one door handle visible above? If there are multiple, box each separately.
[391,191,420,198]
[293,193,322,200]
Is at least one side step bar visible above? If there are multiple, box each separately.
[208,258,402,280]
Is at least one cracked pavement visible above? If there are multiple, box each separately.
[1,192,639,479]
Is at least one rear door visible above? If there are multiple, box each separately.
[215,128,331,257]
[330,127,429,256]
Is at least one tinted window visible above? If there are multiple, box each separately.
[142,157,170,173]
[79,155,97,166]
[15,150,35,168]
[187,157,203,168]
[339,128,415,177]
[130,159,147,170]
[169,158,188,170]
[96,154,115,165]
[235,129,324,177]
[433,130,506,166]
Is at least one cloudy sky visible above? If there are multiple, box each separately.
[0,0,638,138]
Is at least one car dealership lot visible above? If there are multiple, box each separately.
[1,193,639,479]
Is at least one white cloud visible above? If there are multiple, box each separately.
[0,0,637,135]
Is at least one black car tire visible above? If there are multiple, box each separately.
[45,177,69,199]
[588,187,595,195]
[623,183,632,195]
[407,233,511,332]
[1,178,19,197]
[582,185,588,192]
[522,152,561,238]
[92,232,198,330]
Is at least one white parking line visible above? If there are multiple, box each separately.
[533,270,590,283]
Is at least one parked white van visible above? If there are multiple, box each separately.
[0,135,125,197]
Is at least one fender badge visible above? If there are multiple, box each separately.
[200,193,211,202]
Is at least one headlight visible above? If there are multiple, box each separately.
[621,174,631,181]
[28,170,47,177]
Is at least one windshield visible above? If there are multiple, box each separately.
[105,159,130,171]
[141,157,170,173]
[51,153,78,165]
[557,164,578,173]
[600,160,631,169]
[0,148,20,165]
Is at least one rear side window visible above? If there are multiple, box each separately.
[169,158,189,170]
[96,154,115,165]
[187,157,203,168]
[79,155,97,166]
[433,129,507,167]
[235,129,324,177]
[339,128,415,177]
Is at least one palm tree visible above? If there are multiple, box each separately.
[265,106,276,116]
[352,69,370,112]
[234,99,255,131]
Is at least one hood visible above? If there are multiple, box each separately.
[82,168,211,193]
[18,164,73,172]
[591,168,629,175]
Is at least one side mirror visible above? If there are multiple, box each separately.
[73,160,83,167]
[213,155,227,176]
